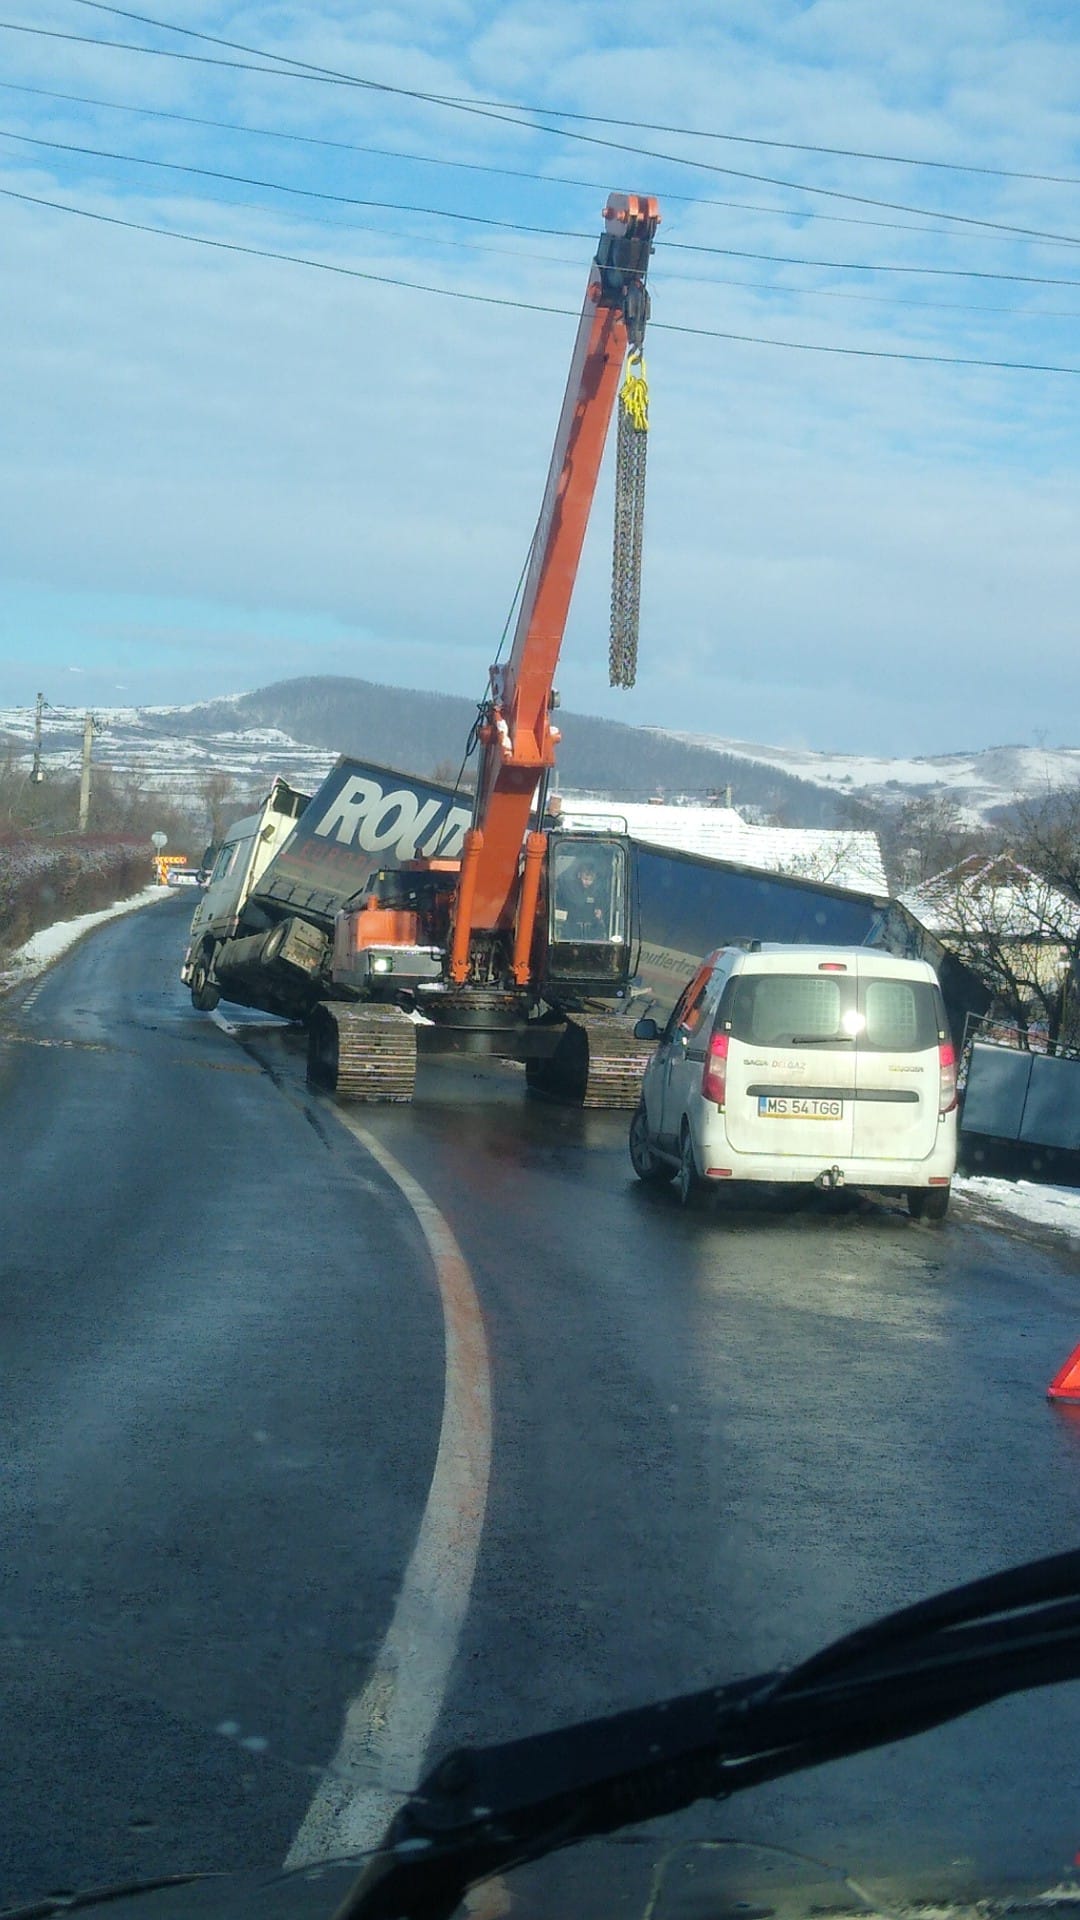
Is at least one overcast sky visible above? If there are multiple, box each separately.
[1,1,1080,757]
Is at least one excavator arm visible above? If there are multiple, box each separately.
[448,193,660,985]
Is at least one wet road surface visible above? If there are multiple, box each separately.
[3,898,1080,1911]
[0,900,444,1899]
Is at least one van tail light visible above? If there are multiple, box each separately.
[938,1041,957,1115]
[703,1031,729,1105]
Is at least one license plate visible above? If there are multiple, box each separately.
[758,1096,843,1119]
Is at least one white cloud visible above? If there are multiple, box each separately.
[1,2,1079,755]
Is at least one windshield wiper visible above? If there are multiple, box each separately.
[336,1548,1080,1920]
[788,1034,854,1045]
[0,1874,219,1920]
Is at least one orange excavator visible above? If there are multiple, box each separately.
[306,192,660,1104]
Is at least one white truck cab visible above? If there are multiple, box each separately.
[180,779,311,1012]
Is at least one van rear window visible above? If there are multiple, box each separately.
[860,978,940,1052]
[726,975,847,1047]
[722,972,941,1053]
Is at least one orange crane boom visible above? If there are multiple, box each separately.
[448,192,660,983]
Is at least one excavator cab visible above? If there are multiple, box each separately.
[541,834,634,995]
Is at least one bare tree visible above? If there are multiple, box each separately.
[878,791,992,892]
[780,832,883,890]
[200,770,238,843]
[913,851,1079,1052]
[430,758,474,793]
[1014,782,1080,910]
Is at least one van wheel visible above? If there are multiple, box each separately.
[909,1185,950,1222]
[190,949,220,1012]
[675,1124,704,1208]
[629,1105,672,1185]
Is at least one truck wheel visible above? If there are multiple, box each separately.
[629,1105,672,1185]
[190,951,220,1012]
[261,922,288,964]
[909,1185,950,1222]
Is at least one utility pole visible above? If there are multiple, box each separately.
[78,712,98,832]
[31,692,45,783]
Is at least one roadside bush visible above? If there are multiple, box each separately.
[0,835,152,960]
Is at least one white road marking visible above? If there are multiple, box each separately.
[285,1111,493,1867]
[209,1009,292,1037]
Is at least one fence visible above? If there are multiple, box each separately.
[961,1034,1080,1155]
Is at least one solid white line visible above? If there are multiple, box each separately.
[285,1112,493,1868]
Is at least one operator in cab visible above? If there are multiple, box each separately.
[561,856,608,940]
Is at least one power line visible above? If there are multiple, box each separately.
[4,179,1080,375]
[3,147,1070,318]
[8,123,1080,294]
[5,15,1080,248]
[0,180,576,313]
[56,167,1066,318]
[68,0,1080,190]
[0,19,306,80]
[663,238,1080,291]
[0,126,589,237]
[667,261,1080,320]
[0,76,1030,248]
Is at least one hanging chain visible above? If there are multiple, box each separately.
[610,350,649,689]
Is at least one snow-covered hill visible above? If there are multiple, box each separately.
[2,687,1075,827]
[651,733,1080,821]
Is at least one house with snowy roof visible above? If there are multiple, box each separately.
[556,797,887,896]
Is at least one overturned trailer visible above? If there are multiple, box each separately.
[182,756,988,1102]
[629,839,988,1045]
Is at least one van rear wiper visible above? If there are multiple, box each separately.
[337,1548,1080,1920]
[788,1034,854,1045]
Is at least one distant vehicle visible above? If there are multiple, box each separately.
[166,867,202,889]
[629,943,958,1220]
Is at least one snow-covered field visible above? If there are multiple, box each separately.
[2,696,1077,826]
[0,699,337,817]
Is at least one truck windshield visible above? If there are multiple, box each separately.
[208,841,240,886]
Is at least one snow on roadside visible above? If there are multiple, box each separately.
[0,885,170,994]
[955,1175,1080,1242]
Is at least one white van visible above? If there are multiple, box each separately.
[629,945,958,1220]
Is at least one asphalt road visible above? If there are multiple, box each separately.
[3,897,1080,1915]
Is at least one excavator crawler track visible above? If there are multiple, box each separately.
[307,1004,417,1102]
[527,1013,652,1109]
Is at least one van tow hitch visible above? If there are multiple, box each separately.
[815,1165,844,1191]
